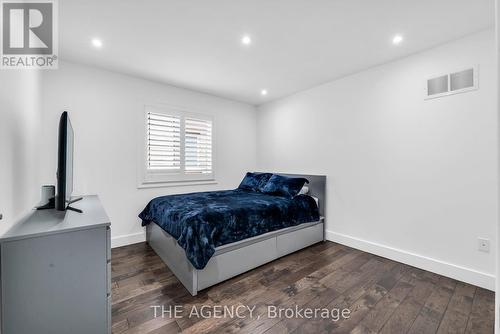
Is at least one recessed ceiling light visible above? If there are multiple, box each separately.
[392,34,403,45]
[241,35,252,45]
[261,89,268,96]
[91,38,103,48]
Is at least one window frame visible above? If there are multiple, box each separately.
[138,104,216,188]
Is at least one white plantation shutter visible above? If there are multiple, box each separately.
[185,118,213,174]
[142,106,215,185]
[146,112,181,171]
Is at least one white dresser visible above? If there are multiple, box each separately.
[0,195,111,334]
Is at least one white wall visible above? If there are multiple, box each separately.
[0,71,42,235]
[257,30,498,290]
[40,61,257,247]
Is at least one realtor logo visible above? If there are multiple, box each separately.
[1,0,58,69]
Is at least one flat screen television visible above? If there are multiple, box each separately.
[56,111,82,212]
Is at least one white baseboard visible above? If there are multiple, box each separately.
[111,231,146,248]
[326,230,495,291]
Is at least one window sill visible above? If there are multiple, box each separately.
[137,179,217,189]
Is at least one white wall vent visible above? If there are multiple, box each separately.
[427,75,448,96]
[425,66,478,99]
[450,68,474,91]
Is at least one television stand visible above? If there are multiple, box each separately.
[66,206,83,213]
[36,196,84,213]
[0,195,112,334]
[68,197,83,204]
[36,197,55,210]
[66,197,84,213]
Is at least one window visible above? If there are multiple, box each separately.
[139,105,215,186]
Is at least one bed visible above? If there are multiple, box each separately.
[140,173,326,296]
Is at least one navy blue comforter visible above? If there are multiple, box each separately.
[139,189,319,269]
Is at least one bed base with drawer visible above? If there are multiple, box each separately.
[146,173,326,296]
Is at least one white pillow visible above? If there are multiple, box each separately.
[298,185,309,195]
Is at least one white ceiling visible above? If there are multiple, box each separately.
[60,0,494,105]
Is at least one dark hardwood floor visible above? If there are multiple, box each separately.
[111,242,494,334]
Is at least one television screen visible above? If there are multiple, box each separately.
[56,111,74,211]
[65,116,74,203]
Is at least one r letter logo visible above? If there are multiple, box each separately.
[1,0,58,69]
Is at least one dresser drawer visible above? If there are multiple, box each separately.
[107,295,112,334]
[276,222,323,257]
